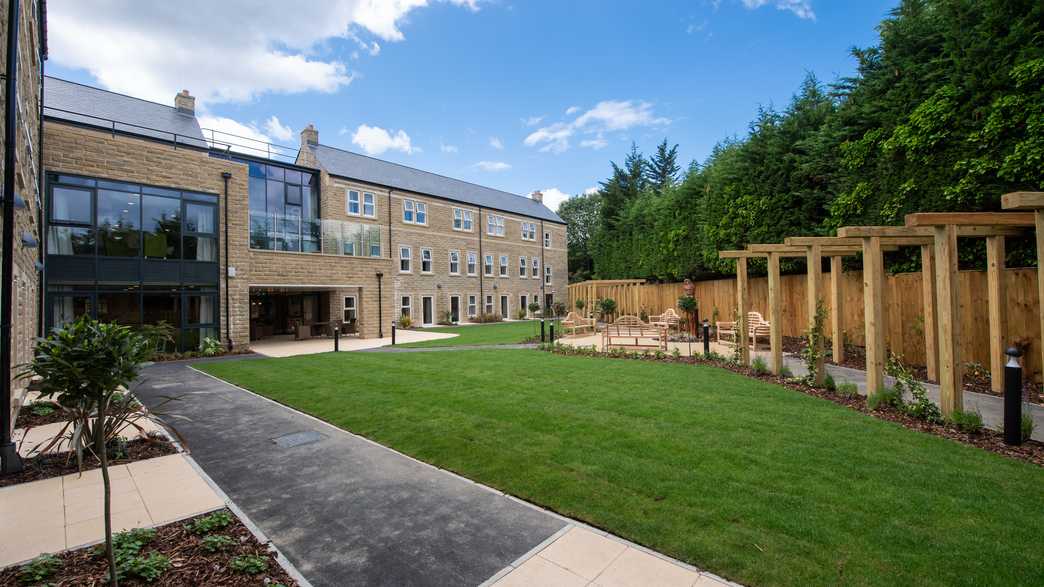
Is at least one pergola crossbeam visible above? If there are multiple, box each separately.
[906,212,1035,227]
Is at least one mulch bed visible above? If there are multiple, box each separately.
[0,509,297,586]
[546,346,1044,467]
[0,438,178,488]
[781,335,1042,404]
[14,402,68,429]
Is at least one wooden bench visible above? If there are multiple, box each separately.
[603,315,668,351]
[717,311,772,350]
[561,311,596,336]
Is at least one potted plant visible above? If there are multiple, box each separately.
[677,295,698,337]
[574,298,586,317]
[597,298,617,323]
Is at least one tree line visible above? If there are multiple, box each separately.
[559,0,1043,282]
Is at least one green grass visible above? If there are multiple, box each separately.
[199,351,1044,587]
[398,320,545,347]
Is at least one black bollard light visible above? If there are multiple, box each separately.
[702,319,710,357]
[334,323,340,352]
[540,319,546,343]
[1004,346,1024,445]
[391,322,397,345]
[549,322,555,344]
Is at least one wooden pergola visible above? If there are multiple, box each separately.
[1001,192,1044,388]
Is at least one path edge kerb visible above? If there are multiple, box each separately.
[184,365,730,586]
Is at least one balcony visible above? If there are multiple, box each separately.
[249,212,383,258]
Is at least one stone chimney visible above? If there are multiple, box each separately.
[300,124,319,147]
[174,90,195,115]
[530,190,543,204]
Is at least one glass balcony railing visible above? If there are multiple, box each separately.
[249,212,382,257]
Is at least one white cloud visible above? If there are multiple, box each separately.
[351,124,415,155]
[583,186,599,195]
[489,136,504,150]
[538,187,572,212]
[197,115,297,159]
[440,142,459,154]
[523,115,545,127]
[565,106,580,115]
[46,0,480,108]
[264,116,293,142]
[474,160,511,172]
[524,100,669,153]
[740,0,816,20]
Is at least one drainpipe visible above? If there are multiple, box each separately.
[222,172,232,351]
[1,0,24,473]
[35,37,44,338]
[376,271,384,338]
[478,206,484,313]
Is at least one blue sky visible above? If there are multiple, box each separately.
[45,0,896,210]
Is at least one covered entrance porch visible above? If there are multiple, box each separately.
[249,285,353,342]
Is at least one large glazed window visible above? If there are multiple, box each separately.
[142,195,181,259]
[248,161,320,252]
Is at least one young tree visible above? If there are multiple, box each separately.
[648,138,680,192]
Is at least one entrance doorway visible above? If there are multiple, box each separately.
[500,295,509,318]
[544,293,554,315]
[422,296,434,326]
[519,294,528,317]
[449,295,460,323]
[250,290,330,340]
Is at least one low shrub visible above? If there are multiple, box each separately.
[121,552,171,582]
[949,410,984,434]
[229,554,269,574]
[200,336,222,357]
[29,401,58,417]
[516,308,528,320]
[397,314,413,329]
[868,387,901,411]
[779,364,794,379]
[187,511,233,535]
[200,534,236,553]
[750,356,769,375]
[823,373,836,392]
[475,312,503,323]
[836,382,859,398]
[1022,413,1036,442]
[18,554,61,585]
[887,354,941,424]
[100,528,171,582]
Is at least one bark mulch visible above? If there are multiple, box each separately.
[0,509,297,586]
[14,402,67,429]
[0,438,178,488]
[546,346,1044,467]
[781,335,1042,405]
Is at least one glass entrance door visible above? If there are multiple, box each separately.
[450,296,460,323]
[422,296,434,326]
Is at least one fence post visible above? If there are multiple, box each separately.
[1004,346,1023,445]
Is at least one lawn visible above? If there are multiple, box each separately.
[399,320,547,347]
[198,350,1044,587]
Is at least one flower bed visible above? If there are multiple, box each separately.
[544,343,1044,467]
[0,437,178,488]
[0,509,297,586]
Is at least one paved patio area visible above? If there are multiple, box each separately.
[250,329,457,357]
[0,454,225,567]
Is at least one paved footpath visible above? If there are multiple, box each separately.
[134,359,732,587]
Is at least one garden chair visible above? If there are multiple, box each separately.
[717,311,771,350]
[650,308,681,334]
[561,311,596,336]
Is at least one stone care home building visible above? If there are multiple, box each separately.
[1,2,566,469]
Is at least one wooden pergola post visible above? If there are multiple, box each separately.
[862,236,886,395]
[767,252,782,375]
[736,256,750,365]
[829,256,845,364]
[806,244,824,384]
[986,236,1006,393]
[920,245,938,381]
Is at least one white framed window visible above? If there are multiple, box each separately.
[449,250,460,275]
[420,247,433,273]
[531,257,540,279]
[484,254,494,277]
[453,208,474,232]
[403,199,427,225]
[343,296,357,323]
[544,231,551,247]
[399,246,412,273]
[363,192,376,217]
[486,214,505,236]
[484,295,494,315]
[521,222,537,241]
[499,255,508,277]
[467,251,477,276]
[545,265,552,285]
[347,190,360,215]
[519,256,527,278]
[467,295,477,318]
[400,296,411,318]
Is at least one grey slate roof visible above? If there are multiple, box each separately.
[43,76,206,146]
[311,144,564,223]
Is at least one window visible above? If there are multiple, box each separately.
[363,192,376,217]
[400,296,411,318]
[467,295,477,318]
[467,251,477,276]
[499,255,508,277]
[484,254,494,277]
[519,256,527,278]
[484,295,494,315]
[486,214,505,236]
[400,246,412,272]
[247,162,319,252]
[347,190,360,215]
[449,250,460,275]
[545,265,553,285]
[343,296,357,323]
[142,194,180,259]
[420,247,433,273]
[403,199,427,225]
[184,202,217,262]
[521,222,537,241]
[453,208,473,231]
[544,231,552,248]
[51,186,92,223]
[531,257,540,279]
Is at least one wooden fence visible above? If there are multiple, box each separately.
[568,268,1042,377]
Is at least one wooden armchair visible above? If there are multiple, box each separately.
[649,308,681,333]
[561,311,596,336]
[717,311,772,350]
